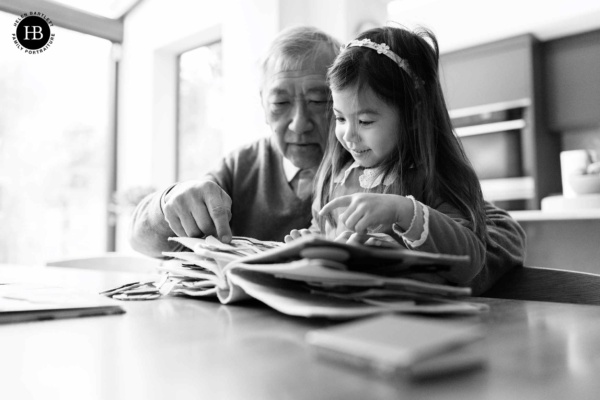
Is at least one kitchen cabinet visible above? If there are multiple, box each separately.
[441,35,561,209]
[542,29,600,132]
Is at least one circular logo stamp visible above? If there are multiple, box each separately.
[12,12,55,54]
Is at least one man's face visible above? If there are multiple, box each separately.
[261,63,331,169]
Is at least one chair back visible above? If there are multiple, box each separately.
[482,266,600,306]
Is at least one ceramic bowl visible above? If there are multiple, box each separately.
[569,173,600,195]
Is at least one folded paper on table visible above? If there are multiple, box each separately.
[1,283,124,324]
[103,235,488,318]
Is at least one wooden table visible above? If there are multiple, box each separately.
[2,265,600,399]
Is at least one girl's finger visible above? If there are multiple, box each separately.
[337,200,359,226]
[334,230,354,243]
[347,232,369,245]
[343,207,365,232]
[353,215,372,235]
[364,237,382,246]
[319,195,352,215]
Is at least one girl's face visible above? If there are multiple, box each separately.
[331,86,400,168]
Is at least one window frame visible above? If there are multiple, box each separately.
[150,25,222,184]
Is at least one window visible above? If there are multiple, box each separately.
[0,11,113,265]
[177,41,224,181]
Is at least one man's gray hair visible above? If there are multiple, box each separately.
[260,26,341,84]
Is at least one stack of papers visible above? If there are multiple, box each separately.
[104,235,488,319]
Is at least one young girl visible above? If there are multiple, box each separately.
[286,26,526,289]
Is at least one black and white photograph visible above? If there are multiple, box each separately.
[1,0,600,398]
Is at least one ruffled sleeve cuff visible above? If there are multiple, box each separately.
[392,195,429,248]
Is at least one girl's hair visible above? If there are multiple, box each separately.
[316,26,489,243]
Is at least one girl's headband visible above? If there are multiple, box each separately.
[342,38,423,86]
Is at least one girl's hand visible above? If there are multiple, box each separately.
[284,229,314,243]
[334,230,403,248]
[320,193,413,234]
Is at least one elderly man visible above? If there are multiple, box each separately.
[130,26,340,257]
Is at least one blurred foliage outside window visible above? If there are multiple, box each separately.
[0,11,112,265]
[177,41,224,181]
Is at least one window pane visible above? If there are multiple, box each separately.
[177,41,224,181]
[0,11,112,265]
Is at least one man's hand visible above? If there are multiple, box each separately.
[163,180,233,243]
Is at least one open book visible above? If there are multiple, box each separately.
[104,235,488,318]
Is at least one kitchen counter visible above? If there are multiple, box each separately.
[508,208,600,273]
[509,209,600,221]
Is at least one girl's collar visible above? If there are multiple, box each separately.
[333,161,396,189]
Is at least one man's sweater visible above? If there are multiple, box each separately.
[129,137,312,258]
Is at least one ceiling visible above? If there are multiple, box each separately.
[387,0,600,53]
[49,0,141,19]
